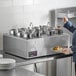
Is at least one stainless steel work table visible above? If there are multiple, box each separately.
[0,67,44,76]
[3,52,73,66]
[3,52,73,76]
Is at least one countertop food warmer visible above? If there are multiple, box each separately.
[3,33,70,59]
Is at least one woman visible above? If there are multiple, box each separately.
[63,17,76,75]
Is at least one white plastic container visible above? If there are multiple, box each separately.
[0,58,16,70]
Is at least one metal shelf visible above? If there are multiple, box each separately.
[57,12,76,19]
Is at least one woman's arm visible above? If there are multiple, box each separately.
[63,17,76,33]
[64,21,76,33]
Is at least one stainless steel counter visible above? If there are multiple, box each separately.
[3,52,73,76]
[3,53,72,67]
[0,67,44,76]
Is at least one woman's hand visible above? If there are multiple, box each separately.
[63,16,68,23]
[62,48,73,54]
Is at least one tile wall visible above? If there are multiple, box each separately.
[0,0,76,50]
